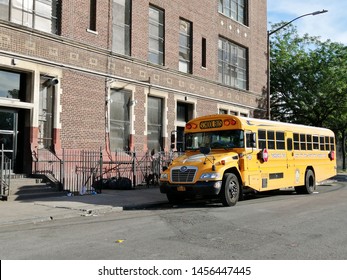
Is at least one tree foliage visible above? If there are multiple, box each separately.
[270,23,347,127]
[269,23,347,169]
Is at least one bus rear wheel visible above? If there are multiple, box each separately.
[220,173,240,207]
[295,169,315,194]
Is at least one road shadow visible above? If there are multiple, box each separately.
[123,188,298,211]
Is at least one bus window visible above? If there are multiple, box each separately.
[246,132,256,148]
[313,135,319,150]
[294,133,300,150]
[307,134,312,150]
[300,134,306,150]
[287,138,293,151]
[276,131,285,150]
[267,130,275,149]
[258,130,266,149]
[325,136,330,150]
[320,136,325,150]
[185,130,244,150]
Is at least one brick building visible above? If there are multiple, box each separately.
[0,0,267,176]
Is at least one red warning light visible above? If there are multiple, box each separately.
[185,123,197,130]
[225,119,237,126]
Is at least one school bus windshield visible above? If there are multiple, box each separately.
[185,129,244,150]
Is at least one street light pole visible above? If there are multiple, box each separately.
[266,9,328,120]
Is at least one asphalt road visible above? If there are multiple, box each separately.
[1,175,347,260]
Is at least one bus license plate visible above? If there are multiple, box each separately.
[177,186,186,192]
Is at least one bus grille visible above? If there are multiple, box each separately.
[171,168,197,183]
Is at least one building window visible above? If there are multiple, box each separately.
[147,97,163,152]
[0,70,20,99]
[0,0,10,21]
[112,0,131,55]
[201,37,207,68]
[0,69,29,102]
[38,76,54,150]
[176,102,194,151]
[177,102,193,122]
[0,0,59,34]
[218,0,248,25]
[89,0,97,31]
[218,37,247,90]
[148,5,164,65]
[179,19,192,73]
[109,89,131,151]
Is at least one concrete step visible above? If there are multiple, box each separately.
[9,177,43,189]
[4,177,66,201]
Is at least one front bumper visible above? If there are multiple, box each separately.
[160,181,222,196]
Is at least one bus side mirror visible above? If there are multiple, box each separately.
[199,146,211,155]
[251,133,256,148]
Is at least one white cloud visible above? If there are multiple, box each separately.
[267,0,347,44]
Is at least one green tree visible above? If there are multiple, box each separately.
[269,23,347,169]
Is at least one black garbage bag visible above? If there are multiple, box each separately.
[92,178,109,193]
[108,177,132,190]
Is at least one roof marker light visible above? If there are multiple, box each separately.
[185,123,197,130]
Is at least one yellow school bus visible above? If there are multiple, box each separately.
[159,114,337,206]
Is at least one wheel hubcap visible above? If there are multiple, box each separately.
[228,181,237,198]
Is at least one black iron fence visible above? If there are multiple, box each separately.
[33,148,179,194]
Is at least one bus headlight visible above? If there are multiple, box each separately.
[160,173,168,180]
[213,181,222,190]
[200,173,220,179]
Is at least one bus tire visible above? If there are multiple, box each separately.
[220,173,240,207]
[295,169,315,194]
[166,193,184,205]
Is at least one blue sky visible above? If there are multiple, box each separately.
[267,0,347,44]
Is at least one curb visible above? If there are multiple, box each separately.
[0,199,168,227]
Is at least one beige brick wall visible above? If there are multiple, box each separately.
[0,0,267,152]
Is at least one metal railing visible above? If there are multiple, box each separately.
[1,144,11,199]
[33,148,180,194]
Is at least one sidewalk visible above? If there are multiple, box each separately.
[0,187,168,226]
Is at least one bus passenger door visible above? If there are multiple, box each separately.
[243,131,263,191]
[285,131,296,186]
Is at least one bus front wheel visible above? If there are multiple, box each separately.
[295,169,315,194]
[220,173,240,207]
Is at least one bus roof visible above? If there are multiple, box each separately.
[186,114,334,136]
